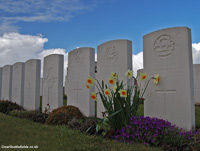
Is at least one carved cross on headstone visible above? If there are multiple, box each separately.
[27,83,32,99]
[3,83,8,100]
[44,67,57,104]
[13,84,19,99]
[155,77,176,116]
[74,81,82,103]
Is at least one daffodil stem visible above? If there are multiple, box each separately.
[140,78,153,98]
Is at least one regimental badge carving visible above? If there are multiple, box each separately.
[154,35,175,57]
[104,45,118,63]
[4,67,8,75]
[44,67,57,88]
[27,62,33,72]
[73,50,82,63]
[14,65,19,74]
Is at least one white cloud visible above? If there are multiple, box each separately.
[192,42,200,64]
[0,32,69,81]
[38,48,68,78]
[0,32,48,66]
[0,0,95,23]
[1,32,200,83]
[0,21,19,35]
[132,52,143,76]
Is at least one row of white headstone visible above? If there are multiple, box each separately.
[65,27,195,131]
[0,54,64,112]
[0,27,196,131]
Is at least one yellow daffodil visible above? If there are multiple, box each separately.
[91,92,97,101]
[153,74,160,85]
[111,72,118,79]
[104,89,111,97]
[87,76,95,85]
[119,90,127,98]
[108,77,116,85]
[113,85,117,93]
[140,73,147,81]
[125,70,133,79]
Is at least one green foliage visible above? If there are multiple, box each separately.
[68,118,82,129]
[63,87,67,100]
[63,99,67,106]
[0,112,160,151]
[196,105,200,128]
[45,105,84,125]
[92,74,153,132]
[40,96,42,111]
[80,119,97,135]
[0,100,24,114]
[9,110,47,123]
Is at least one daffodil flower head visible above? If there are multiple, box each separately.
[125,70,133,79]
[140,73,147,81]
[108,77,116,85]
[113,85,117,93]
[104,89,111,97]
[91,92,97,101]
[111,72,118,79]
[153,74,160,85]
[119,90,127,98]
[87,76,95,85]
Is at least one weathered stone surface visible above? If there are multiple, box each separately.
[42,54,64,112]
[24,59,41,110]
[193,64,200,104]
[143,27,195,130]
[0,68,2,99]
[66,47,95,117]
[1,65,13,101]
[11,62,25,106]
[96,39,133,118]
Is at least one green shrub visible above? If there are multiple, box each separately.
[80,119,97,135]
[45,105,84,125]
[68,118,82,129]
[9,110,48,123]
[0,100,24,114]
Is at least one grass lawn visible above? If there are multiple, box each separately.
[0,113,160,151]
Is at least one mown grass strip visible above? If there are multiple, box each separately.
[0,113,160,151]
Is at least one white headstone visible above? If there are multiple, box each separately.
[11,62,25,106]
[193,64,200,104]
[0,68,2,99]
[1,65,12,101]
[42,54,64,112]
[24,59,41,110]
[40,78,43,96]
[96,39,133,118]
[64,75,68,96]
[66,47,95,117]
[143,27,195,130]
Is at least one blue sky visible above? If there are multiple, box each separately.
[1,0,200,75]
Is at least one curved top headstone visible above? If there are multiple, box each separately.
[66,47,95,117]
[96,39,133,118]
[12,62,25,106]
[143,27,195,130]
[42,54,64,112]
[1,65,13,101]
